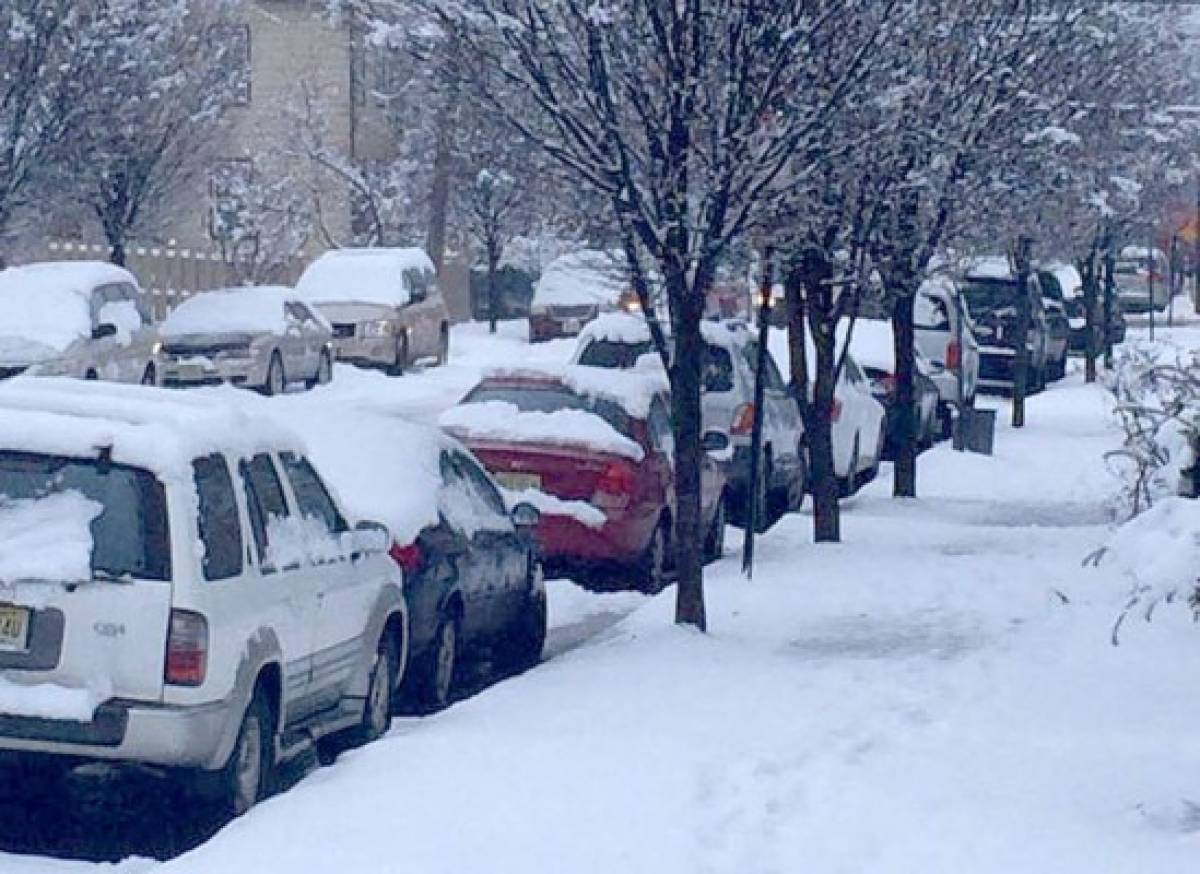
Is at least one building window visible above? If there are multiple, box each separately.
[209,158,253,243]
[209,24,252,105]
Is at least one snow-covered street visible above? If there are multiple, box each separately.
[3,322,1197,873]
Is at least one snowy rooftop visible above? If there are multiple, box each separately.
[963,256,1015,281]
[0,379,302,483]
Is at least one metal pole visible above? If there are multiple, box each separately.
[1103,236,1116,370]
[1170,234,1178,328]
[1012,236,1033,429]
[742,249,773,578]
[1148,236,1155,342]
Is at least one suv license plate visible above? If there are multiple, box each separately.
[0,605,30,652]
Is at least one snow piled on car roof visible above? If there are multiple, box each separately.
[477,362,668,419]
[0,378,302,482]
[296,247,434,308]
[963,256,1014,281]
[161,286,309,338]
[576,311,749,352]
[440,400,645,461]
[532,250,627,308]
[0,261,138,357]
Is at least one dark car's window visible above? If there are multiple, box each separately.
[192,454,243,581]
[578,339,654,369]
[0,451,170,581]
[961,279,1028,314]
[438,451,510,535]
[239,453,290,569]
[280,452,347,535]
[741,341,784,391]
[452,452,511,524]
[463,383,633,436]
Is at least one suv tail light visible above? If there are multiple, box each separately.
[592,459,636,510]
[165,610,208,687]
[390,541,423,574]
[731,403,756,436]
[946,340,962,372]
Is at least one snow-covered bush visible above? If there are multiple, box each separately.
[1104,340,1200,516]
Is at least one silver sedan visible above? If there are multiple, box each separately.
[157,286,334,394]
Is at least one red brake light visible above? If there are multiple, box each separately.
[389,541,423,574]
[592,459,636,509]
[165,609,208,687]
[946,340,962,372]
[731,403,756,435]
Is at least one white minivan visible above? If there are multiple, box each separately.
[914,276,980,435]
[0,379,407,815]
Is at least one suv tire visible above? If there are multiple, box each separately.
[205,691,273,817]
[351,639,396,746]
[263,352,285,396]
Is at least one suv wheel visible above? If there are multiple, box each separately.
[209,692,272,817]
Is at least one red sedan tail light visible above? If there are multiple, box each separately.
[731,403,756,435]
[592,459,636,509]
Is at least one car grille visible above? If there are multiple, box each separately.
[162,342,247,356]
[331,323,356,339]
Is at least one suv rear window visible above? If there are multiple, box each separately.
[0,451,170,581]
[464,383,633,436]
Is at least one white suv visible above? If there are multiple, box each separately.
[0,379,407,815]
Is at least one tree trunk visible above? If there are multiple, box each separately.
[799,252,841,541]
[669,272,706,632]
[427,111,454,273]
[892,292,918,498]
[1080,251,1098,384]
[486,246,500,334]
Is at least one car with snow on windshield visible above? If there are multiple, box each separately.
[296,247,449,374]
[270,407,547,715]
[441,366,730,592]
[0,261,158,385]
[158,286,334,394]
[572,312,806,531]
[528,250,630,343]
[0,379,406,816]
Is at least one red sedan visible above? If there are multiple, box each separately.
[440,368,729,591]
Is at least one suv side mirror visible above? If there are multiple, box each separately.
[351,520,390,556]
[511,501,541,528]
[702,430,731,453]
[92,323,117,340]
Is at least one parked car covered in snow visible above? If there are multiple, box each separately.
[1114,246,1170,314]
[158,286,334,394]
[959,256,1051,394]
[269,408,547,715]
[0,261,158,384]
[0,379,405,816]
[914,276,981,431]
[441,366,730,590]
[528,250,628,342]
[843,318,941,458]
[296,247,449,374]
[572,313,806,530]
[1038,263,1096,358]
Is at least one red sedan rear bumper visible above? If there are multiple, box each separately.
[536,506,653,566]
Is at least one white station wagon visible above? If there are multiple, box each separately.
[0,379,407,815]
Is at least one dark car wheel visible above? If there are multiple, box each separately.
[403,612,460,713]
[638,520,671,594]
[500,583,547,673]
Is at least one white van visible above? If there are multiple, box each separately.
[0,379,406,815]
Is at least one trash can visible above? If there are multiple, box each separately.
[953,407,996,455]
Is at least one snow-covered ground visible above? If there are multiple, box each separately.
[5,320,1200,872]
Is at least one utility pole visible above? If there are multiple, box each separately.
[1103,231,1116,371]
[1170,233,1179,329]
[1148,235,1156,342]
[1011,236,1033,429]
[742,247,774,578]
